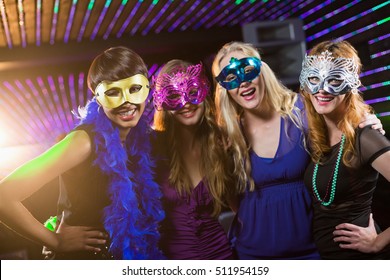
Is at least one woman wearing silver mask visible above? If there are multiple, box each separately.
[300,40,390,259]
[211,41,383,260]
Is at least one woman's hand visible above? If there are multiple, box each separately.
[54,215,107,253]
[333,213,379,253]
[359,112,385,135]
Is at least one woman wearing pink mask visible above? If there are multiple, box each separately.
[152,59,236,259]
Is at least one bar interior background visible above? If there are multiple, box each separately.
[0,0,389,259]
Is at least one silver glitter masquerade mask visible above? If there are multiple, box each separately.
[299,50,361,95]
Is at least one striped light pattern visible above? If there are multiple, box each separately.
[77,0,95,42]
[64,0,78,43]
[116,0,142,37]
[300,0,335,20]
[365,96,390,105]
[208,0,252,28]
[369,34,390,44]
[141,0,172,35]
[168,0,201,32]
[265,0,295,20]
[35,0,42,46]
[360,81,390,91]
[0,0,12,48]
[376,112,390,117]
[50,0,61,45]
[269,0,309,20]
[17,0,27,47]
[155,1,188,33]
[306,1,390,42]
[360,65,390,77]
[0,1,386,46]
[303,0,360,30]
[179,1,213,31]
[90,0,112,40]
[103,0,128,39]
[279,0,317,20]
[194,0,232,30]
[335,16,390,42]
[371,49,390,59]
[240,0,279,25]
[131,1,157,35]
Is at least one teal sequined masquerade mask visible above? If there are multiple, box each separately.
[216,57,262,90]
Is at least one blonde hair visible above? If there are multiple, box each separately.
[301,40,372,166]
[212,41,304,192]
[154,59,234,216]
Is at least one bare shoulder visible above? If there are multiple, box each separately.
[56,130,93,162]
[26,129,94,175]
[64,130,92,150]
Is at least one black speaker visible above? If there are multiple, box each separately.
[242,18,306,87]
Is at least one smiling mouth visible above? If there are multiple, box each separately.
[118,108,136,116]
[240,88,255,97]
[316,96,334,102]
[179,106,197,117]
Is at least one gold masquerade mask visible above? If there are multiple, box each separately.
[94,74,150,108]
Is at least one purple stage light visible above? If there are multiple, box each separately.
[0,0,13,48]
[17,0,27,47]
[77,0,95,42]
[168,0,201,32]
[156,1,187,33]
[64,0,78,43]
[193,0,230,30]
[103,0,127,39]
[50,0,60,45]
[117,0,142,38]
[180,1,211,31]
[90,0,112,41]
[131,2,156,35]
[35,0,42,46]
[141,1,172,35]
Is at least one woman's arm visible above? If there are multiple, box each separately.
[0,130,105,252]
[333,151,390,253]
[372,150,390,181]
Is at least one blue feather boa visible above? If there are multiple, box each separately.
[78,99,165,259]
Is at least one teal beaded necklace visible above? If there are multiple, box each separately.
[312,134,345,206]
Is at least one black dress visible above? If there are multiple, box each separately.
[304,126,390,259]
[54,124,112,260]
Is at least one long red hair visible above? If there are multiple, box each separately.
[301,40,373,166]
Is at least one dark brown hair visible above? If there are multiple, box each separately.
[87,46,148,92]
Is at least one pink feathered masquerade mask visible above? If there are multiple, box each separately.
[152,63,209,111]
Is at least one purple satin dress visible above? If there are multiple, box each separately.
[159,179,234,259]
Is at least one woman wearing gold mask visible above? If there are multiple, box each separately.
[0,46,164,260]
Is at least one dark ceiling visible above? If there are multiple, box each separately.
[0,0,389,177]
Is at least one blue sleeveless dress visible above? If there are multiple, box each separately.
[230,105,320,259]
